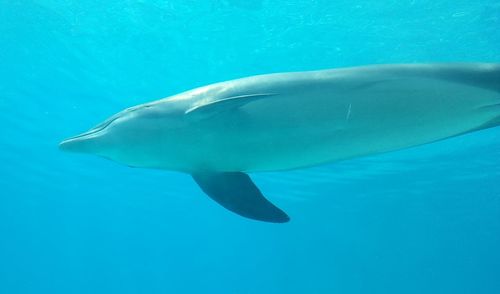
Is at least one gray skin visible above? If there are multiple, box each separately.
[60,63,500,223]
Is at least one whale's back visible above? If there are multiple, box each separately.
[187,63,500,172]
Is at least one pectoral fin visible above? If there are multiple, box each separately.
[192,172,289,223]
[185,93,277,117]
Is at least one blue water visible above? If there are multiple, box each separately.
[1,1,499,293]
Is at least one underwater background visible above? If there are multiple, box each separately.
[1,0,499,293]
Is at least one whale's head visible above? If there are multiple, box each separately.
[59,111,125,156]
[59,99,185,166]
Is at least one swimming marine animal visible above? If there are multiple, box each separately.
[60,63,500,223]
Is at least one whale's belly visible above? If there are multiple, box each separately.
[197,78,500,172]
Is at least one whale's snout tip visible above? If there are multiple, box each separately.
[58,140,66,150]
[59,133,98,153]
[58,137,80,152]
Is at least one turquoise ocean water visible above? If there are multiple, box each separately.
[1,1,499,293]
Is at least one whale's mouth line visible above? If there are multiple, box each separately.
[61,115,123,143]
[61,125,106,143]
[59,126,108,152]
[61,103,150,146]
[63,128,103,141]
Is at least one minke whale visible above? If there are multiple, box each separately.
[60,63,500,223]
